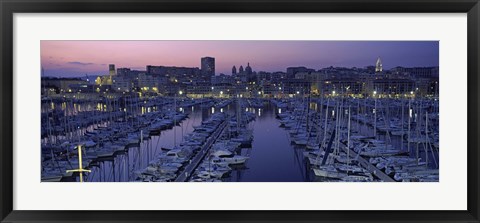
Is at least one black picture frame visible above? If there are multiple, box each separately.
[1,0,479,222]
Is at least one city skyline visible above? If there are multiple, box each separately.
[41,41,439,77]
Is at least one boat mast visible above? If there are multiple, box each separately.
[374,92,377,139]
[322,99,329,149]
[401,99,404,151]
[347,106,351,171]
[66,145,91,182]
[408,97,411,155]
[425,111,429,167]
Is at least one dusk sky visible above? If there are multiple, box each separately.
[41,41,439,77]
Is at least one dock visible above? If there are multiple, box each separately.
[174,120,228,182]
[340,145,395,182]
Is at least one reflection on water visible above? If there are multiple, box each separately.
[54,99,438,182]
[85,103,313,182]
[86,105,213,182]
[228,104,309,182]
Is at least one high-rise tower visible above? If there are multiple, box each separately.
[375,57,383,73]
[201,57,215,77]
[109,64,116,76]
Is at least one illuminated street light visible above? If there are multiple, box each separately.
[179,90,183,95]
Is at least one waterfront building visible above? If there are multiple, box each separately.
[186,81,212,98]
[112,75,132,92]
[42,77,89,93]
[211,83,234,98]
[256,71,270,83]
[270,71,287,81]
[390,66,439,79]
[116,68,131,77]
[321,78,364,96]
[286,66,315,78]
[211,73,235,85]
[138,73,159,92]
[372,78,415,97]
[232,66,237,75]
[95,75,113,86]
[146,65,201,81]
[69,83,97,93]
[281,78,311,96]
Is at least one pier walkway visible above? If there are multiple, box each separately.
[340,144,395,182]
[175,120,228,182]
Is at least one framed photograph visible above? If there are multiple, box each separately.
[1,0,479,222]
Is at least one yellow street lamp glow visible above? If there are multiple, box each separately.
[179,91,183,95]
[297,91,300,94]
[220,91,223,95]
[66,145,91,182]
[373,91,377,95]
[258,91,261,95]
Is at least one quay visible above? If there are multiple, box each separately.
[340,144,395,182]
[175,120,228,182]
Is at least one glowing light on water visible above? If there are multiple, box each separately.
[332,110,335,117]
[409,109,413,118]
[258,108,262,116]
[220,108,223,113]
[192,106,194,111]
[278,108,282,114]
[211,107,215,113]
[246,108,248,112]
[179,107,183,112]
[373,109,376,114]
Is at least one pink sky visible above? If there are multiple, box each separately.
[41,41,439,77]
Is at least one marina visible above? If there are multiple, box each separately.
[41,95,439,182]
[40,40,440,183]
